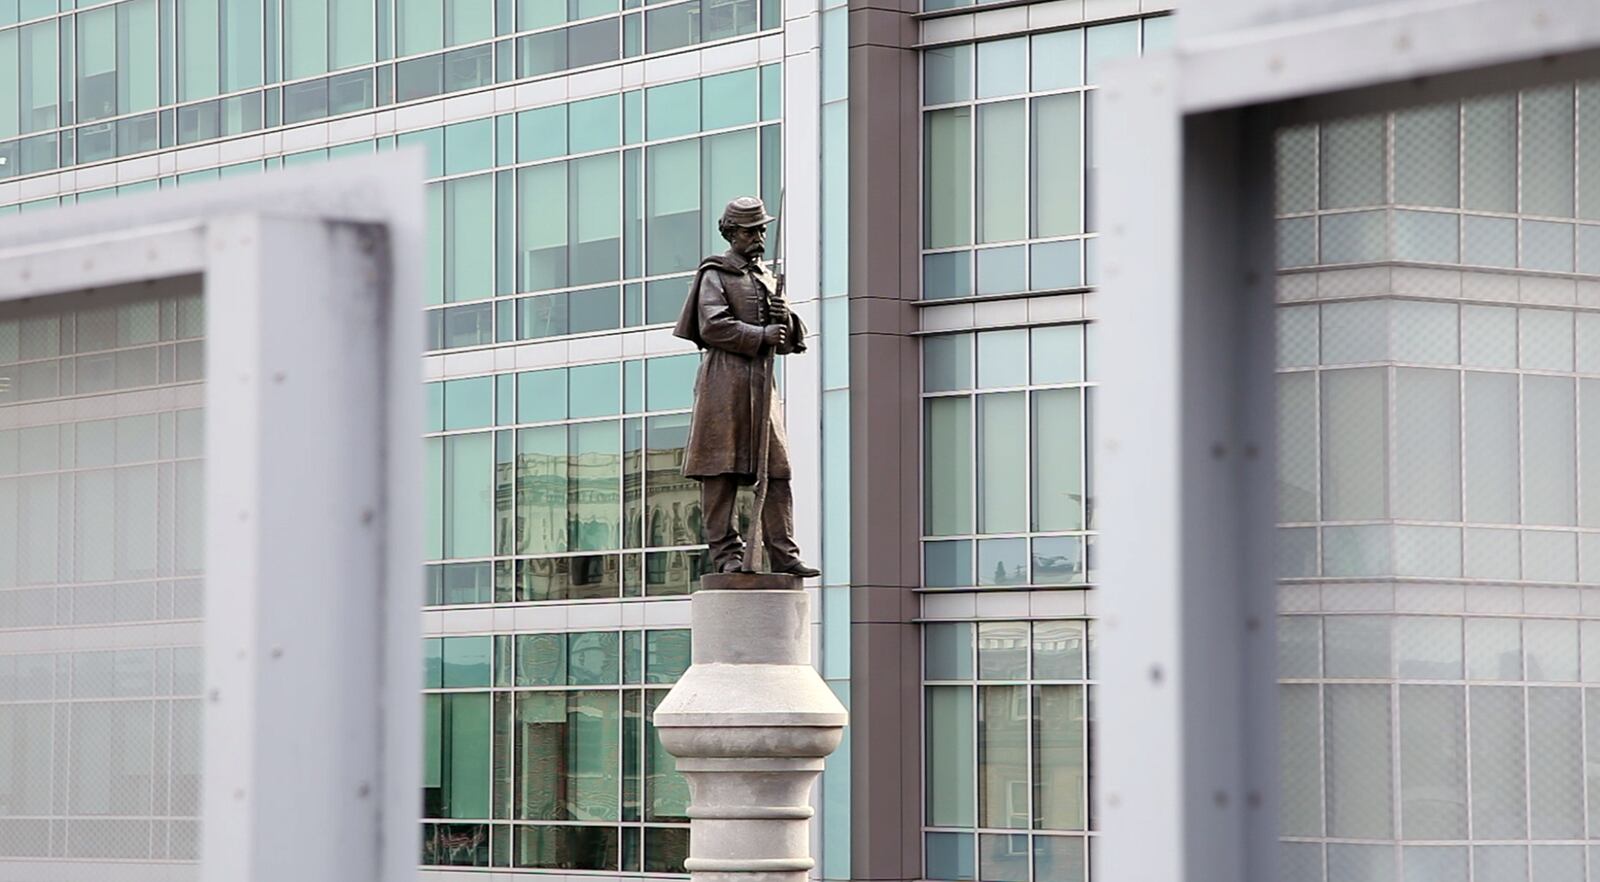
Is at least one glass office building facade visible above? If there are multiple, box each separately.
[14,2,1600,882]
[911,10,1169,882]
[0,0,840,875]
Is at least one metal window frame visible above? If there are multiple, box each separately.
[1096,1,1600,879]
[417,625,695,874]
[0,151,424,882]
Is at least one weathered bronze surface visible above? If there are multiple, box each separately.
[673,196,819,579]
[699,572,803,592]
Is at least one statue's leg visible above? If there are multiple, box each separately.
[701,475,744,572]
[760,478,804,568]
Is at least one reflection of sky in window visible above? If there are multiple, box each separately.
[1031,535,1084,585]
[441,635,493,687]
[977,537,1028,587]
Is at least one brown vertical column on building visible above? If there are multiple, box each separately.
[847,0,922,878]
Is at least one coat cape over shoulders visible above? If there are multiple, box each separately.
[673,254,745,350]
[671,252,807,481]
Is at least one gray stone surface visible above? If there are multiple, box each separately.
[653,586,848,882]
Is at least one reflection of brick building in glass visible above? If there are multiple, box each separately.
[483,412,715,601]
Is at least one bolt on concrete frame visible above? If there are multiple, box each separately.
[0,153,425,882]
[1097,1,1600,880]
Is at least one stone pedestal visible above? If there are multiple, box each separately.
[652,573,848,882]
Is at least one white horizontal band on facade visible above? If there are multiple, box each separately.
[922,587,1096,619]
[1281,580,1600,617]
[422,589,827,634]
[1279,264,1600,307]
[919,292,1095,333]
[920,0,1176,45]
[0,621,205,655]
[0,858,197,882]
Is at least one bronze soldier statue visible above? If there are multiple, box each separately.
[673,196,820,577]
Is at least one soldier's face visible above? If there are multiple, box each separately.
[730,224,766,259]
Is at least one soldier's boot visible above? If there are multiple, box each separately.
[761,479,820,578]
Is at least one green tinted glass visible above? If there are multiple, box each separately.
[443,433,492,558]
[518,368,568,422]
[445,118,494,174]
[568,362,621,418]
[399,127,445,177]
[569,94,621,152]
[444,376,493,429]
[516,426,567,554]
[426,381,446,431]
[761,64,782,120]
[624,89,644,143]
[424,637,443,686]
[515,633,567,685]
[567,631,621,684]
[644,354,696,411]
[518,105,567,161]
[445,175,493,302]
[701,68,758,130]
[644,629,690,683]
[437,693,490,818]
[442,635,493,686]
[645,80,698,140]
[569,421,621,551]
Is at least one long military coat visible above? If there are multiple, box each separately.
[673,251,807,481]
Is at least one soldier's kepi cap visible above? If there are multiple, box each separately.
[721,195,776,228]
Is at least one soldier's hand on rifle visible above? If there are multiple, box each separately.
[763,324,788,349]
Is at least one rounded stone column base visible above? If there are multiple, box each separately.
[653,579,847,882]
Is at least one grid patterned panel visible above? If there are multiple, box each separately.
[1275,82,1600,882]
[0,285,205,869]
[1276,299,1600,583]
[1279,614,1600,882]
[1276,84,1600,274]
[0,290,204,624]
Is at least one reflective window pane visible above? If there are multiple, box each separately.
[926,622,974,680]
[925,108,973,249]
[975,37,1025,99]
[976,101,1025,244]
[924,397,973,536]
[1030,29,1082,90]
[1031,93,1082,238]
[977,684,1026,828]
[925,686,975,827]
[924,44,972,105]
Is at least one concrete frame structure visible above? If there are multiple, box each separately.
[0,154,425,882]
[1097,2,1600,879]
